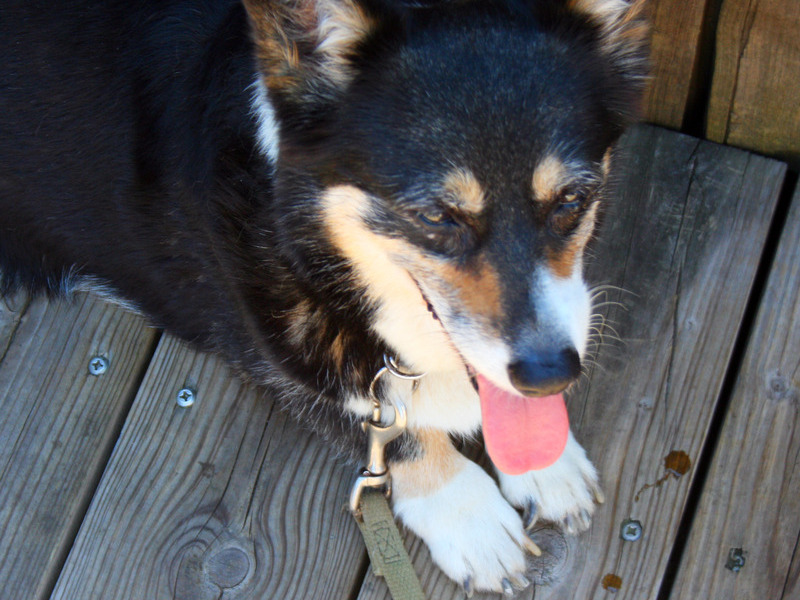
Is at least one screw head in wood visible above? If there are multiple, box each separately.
[620,519,643,541]
[88,356,109,376]
[726,548,746,572]
[177,388,196,407]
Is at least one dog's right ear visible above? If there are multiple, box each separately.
[243,0,383,106]
[567,0,648,72]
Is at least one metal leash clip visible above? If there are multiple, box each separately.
[349,355,424,519]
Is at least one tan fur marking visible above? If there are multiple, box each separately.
[440,260,503,320]
[532,154,568,201]
[568,0,647,27]
[330,331,347,370]
[546,202,599,278]
[546,244,579,279]
[243,0,374,94]
[567,0,649,59]
[568,0,628,22]
[286,299,313,346]
[322,186,424,309]
[601,147,613,177]
[442,168,485,214]
[390,429,465,498]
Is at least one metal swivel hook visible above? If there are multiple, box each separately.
[349,355,424,518]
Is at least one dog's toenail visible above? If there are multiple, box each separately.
[463,576,474,598]
[523,536,542,556]
[580,508,591,528]
[524,500,539,530]
[593,485,606,504]
[564,515,575,534]
[516,575,531,589]
[502,578,514,596]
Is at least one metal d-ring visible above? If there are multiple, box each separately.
[367,354,425,410]
[350,355,425,518]
[383,354,425,381]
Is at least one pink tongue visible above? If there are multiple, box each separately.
[478,375,569,474]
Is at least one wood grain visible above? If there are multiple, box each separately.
[0,293,157,600]
[356,125,786,599]
[642,0,712,129]
[668,187,800,598]
[707,0,800,166]
[51,334,368,600]
[533,126,785,600]
[0,289,30,361]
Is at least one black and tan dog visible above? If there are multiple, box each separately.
[0,0,647,593]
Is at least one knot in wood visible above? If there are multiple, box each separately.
[205,547,251,589]
[527,526,570,586]
[766,370,795,402]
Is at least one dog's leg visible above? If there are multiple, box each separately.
[390,429,538,594]
[495,430,604,534]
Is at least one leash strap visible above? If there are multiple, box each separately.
[355,488,426,600]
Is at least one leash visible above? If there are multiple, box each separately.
[350,355,427,600]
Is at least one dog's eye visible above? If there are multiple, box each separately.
[556,191,584,213]
[550,190,588,234]
[417,207,457,228]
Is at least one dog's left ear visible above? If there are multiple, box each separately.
[243,0,383,106]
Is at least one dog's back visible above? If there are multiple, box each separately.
[0,1,271,347]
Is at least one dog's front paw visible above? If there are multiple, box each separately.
[497,432,604,534]
[392,459,539,595]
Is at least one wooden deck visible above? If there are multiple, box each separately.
[1,124,799,599]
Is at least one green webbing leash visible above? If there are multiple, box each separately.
[355,489,426,600]
[350,355,427,600]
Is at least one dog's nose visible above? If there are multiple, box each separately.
[508,347,581,397]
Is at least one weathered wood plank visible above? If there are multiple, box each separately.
[534,127,785,599]
[707,0,800,166]
[356,125,786,599]
[0,293,157,600]
[51,334,367,599]
[668,187,800,599]
[0,290,30,360]
[642,0,712,129]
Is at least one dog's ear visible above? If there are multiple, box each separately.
[568,0,648,66]
[568,0,649,121]
[243,0,381,105]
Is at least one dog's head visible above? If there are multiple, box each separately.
[245,0,647,447]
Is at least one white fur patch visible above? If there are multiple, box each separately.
[343,370,481,435]
[68,276,143,315]
[390,371,481,434]
[497,431,601,532]
[392,458,533,592]
[535,267,591,358]
[250,78,279,163]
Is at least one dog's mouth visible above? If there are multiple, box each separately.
[418,284,569,475]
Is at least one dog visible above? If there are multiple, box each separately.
[0,0,647,593]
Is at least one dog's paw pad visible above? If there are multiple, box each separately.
[498,431,602,533]
[392,460,536,594]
